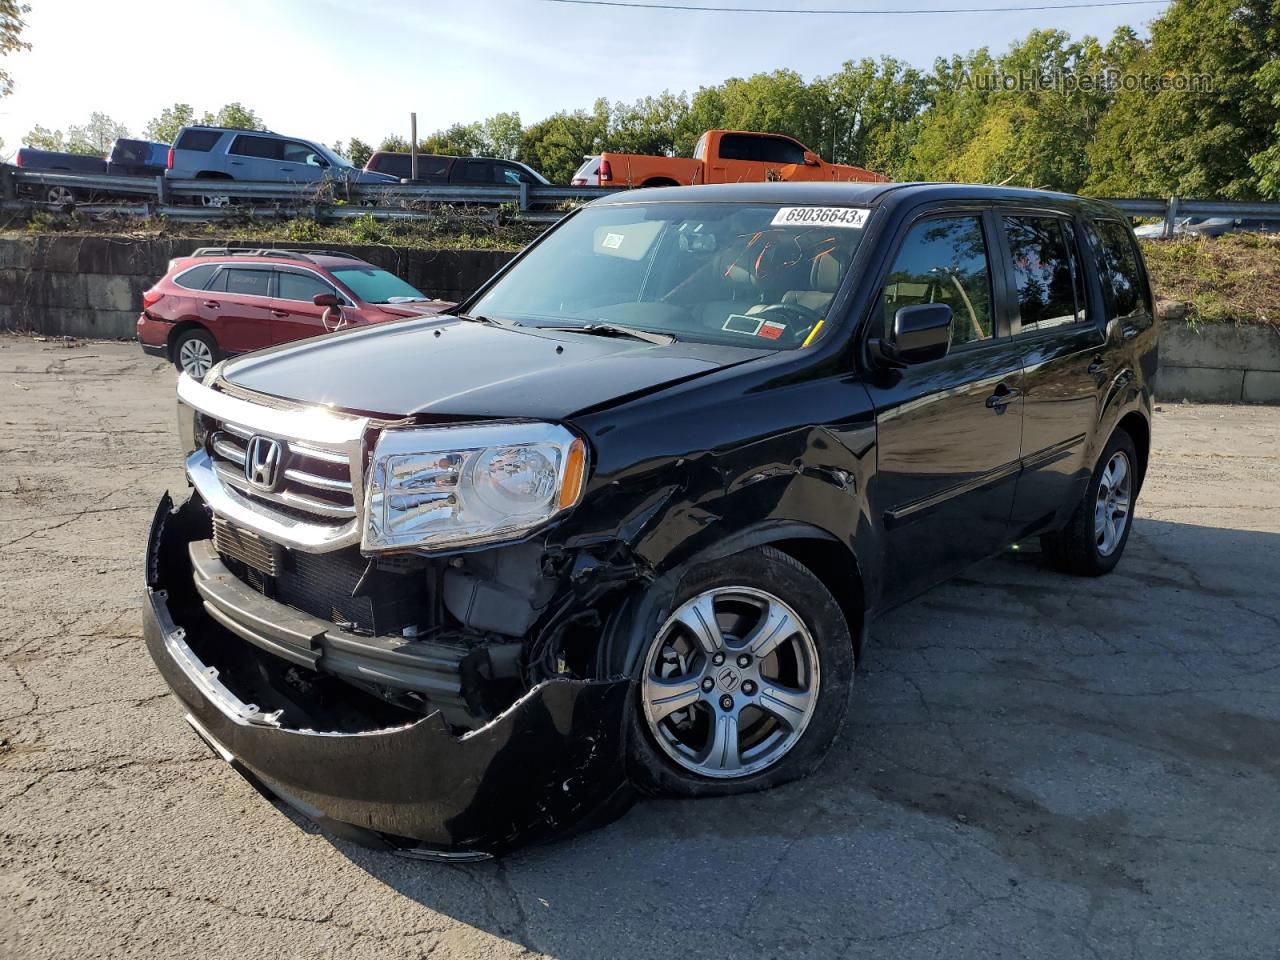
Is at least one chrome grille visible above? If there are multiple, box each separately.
[207,421,357,524]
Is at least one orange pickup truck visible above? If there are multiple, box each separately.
[590,130,888,188]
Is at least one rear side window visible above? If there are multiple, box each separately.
[882,215,994,347]
[718,134,758,161]
[370,153,410,178]
[229,135,282,160]
[219,268,272,297]
[175,129,221,152]
[1093,220,1150,319]
[276,271,334,303]
[173,264,218,290]
[718,134,805,165]
[1001,215,1085,330]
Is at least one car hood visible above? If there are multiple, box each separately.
[219,315,769,420]
[374,301,456,320]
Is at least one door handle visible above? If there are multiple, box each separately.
[985,385,1021,410]
[270,309,290,318]
[203,300,220,309]
[229,160,243,166]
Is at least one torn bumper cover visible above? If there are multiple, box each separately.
[143,494,633,859]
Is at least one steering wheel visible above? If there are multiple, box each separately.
[753,303,825,344]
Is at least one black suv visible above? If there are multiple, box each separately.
[144,182,1157,859]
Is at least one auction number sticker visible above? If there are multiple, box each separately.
[771,206,870,229]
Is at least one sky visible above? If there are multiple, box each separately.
[0,0,1171,159]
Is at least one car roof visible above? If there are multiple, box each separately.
[590,181,1126,219]
[179,248,373,269]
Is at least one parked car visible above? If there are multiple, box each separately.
[571,155,603,186]
[166,126,398,206]
[136,247,452,377]
[363,151,549,186]
[144,182,1156,859]
[13,147,107,203]
[107,138,170,177]
[1183,216,1280,237]
[596,129,890,188]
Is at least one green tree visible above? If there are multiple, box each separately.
[481,111,524,159]
[0,1,30,98]
[519,99,611,183]
[1085,0,1280,199]
[145,103,195,143]
[824,56,928,174]
[24,124,66,150]
[1250,60,1280,198]
[344,137,373,168]
[66,112,129,155]
[199,102,265,131]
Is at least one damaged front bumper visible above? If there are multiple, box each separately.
[144,493,634,860]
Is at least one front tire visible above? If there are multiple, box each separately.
[626,546,854,798]
[1041,429,1139,576]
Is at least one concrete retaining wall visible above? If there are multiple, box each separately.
[1159,323,1280,404]
[0,235,515,340]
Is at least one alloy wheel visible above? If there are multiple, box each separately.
[200,194,231,208]
[641,586,821,779]
[178,338,213,378]
[1094,450,1132,557]
[47,186,74,204]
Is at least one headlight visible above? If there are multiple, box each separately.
[362,421,587,553]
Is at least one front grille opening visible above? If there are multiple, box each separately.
[218,542,434,638]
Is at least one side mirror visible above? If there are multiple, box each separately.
[870,303,952,367]
[313,293,340,308]
[803,151,821,166]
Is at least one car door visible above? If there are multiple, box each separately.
[226,134,281,180]
[269,268,347,344]
[200,266,277,353]
[278,139,328,183]
[861,209,1025,605]
[994,207,1110,538]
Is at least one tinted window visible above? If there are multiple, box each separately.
[1094,220,1149,319]
[882,216,994,347]
[220,268,272,297]
[1002,216,1084,330]
[175,129,221,152]
[174,264,218,290]
[370,153,410,178]
[459,159,495,183]
[277,271,335,303]
[229,136,281,160]
[756,137,806,165]
[718,134,758,161]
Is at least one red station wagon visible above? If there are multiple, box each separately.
[137,248,453,377]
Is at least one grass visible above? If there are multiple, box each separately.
[1139,234,1280,326]
[5,209,543,252]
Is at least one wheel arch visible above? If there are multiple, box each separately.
[640,177,680,188]
[166,320,214,360]
[194,171,234,180]
[1116,409,1150,491]
[598,520,868,678]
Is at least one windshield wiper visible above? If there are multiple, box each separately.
[452,313,501,325]
[538,323,676,345]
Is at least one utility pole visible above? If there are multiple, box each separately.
[410,113,418,181]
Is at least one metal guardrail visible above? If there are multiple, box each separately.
[3,165,1279,235]
[0,165,619,213]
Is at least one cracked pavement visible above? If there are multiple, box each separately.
[2,333,1279,959]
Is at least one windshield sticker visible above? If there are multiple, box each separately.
[771,206,869,229]
[758,320,786,340]
[723,314,764,336]
[602,232,624,249]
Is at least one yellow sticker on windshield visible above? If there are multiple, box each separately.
[771,207,869,229]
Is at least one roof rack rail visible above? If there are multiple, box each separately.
[188,247,365,264]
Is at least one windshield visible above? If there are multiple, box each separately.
[470,202,870,349]
[332,266,427,303]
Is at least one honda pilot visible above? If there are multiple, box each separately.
[143,182,1157,859]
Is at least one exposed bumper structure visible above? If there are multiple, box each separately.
[144,493,633,859]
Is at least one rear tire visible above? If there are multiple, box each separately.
[625,546,854,798]
[172,328,219,379]
[1041,429,1138,576]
